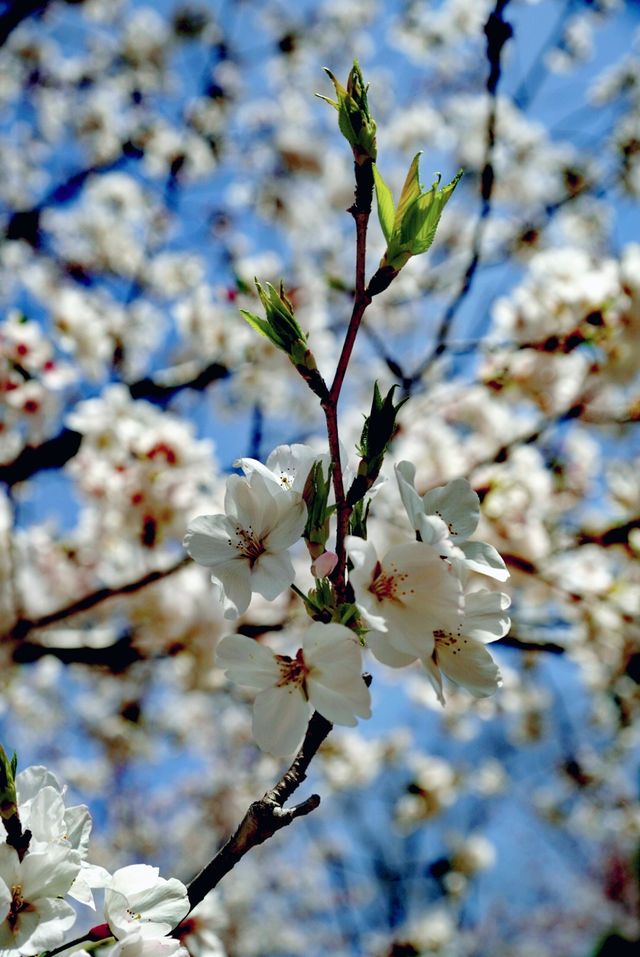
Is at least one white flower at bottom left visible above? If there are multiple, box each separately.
[0,843,81,956]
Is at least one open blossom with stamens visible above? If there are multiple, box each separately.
[346,536,464,661]
[423,588,511,703]
[104,865,190,940]
[395,462,509,581]
[235,443,326,495]
[184,470,307,618]
[365,574,511,704]
[0,843,81,956]
[216,624,372,756]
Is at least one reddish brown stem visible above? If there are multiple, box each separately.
[323,203,372,602]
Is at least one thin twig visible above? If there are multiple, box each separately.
[8,555,190,642]
[409,0,513,384]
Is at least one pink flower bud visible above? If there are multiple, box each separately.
[312,550,338,578]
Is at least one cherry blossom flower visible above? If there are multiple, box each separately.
[184,470,307,618]
[395,461,509,581]
[104,864,190,940]
[0,843,80,956]
[346,535,464,661]
[421,588,511,704]
[235,443,325,495]
[216,624,372,756]
[366,585,511,705]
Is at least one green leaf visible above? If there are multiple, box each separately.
[373,165,395,243]
[393,152,423,232]
[240,309,276,343]
[404,169,463,254]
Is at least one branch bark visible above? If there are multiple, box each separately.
[184,709,333,912]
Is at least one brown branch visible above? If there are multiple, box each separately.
[8,555,190,642]
[184,709,333,912]
[499,634,566,655]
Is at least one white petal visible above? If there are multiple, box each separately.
[265,496,307,551]
[307,676,370,725]
[0,875,11,923]
[68,872,96,909]
[464,590,511,642]
[353,598,389,633]
[303,622,360,663]
[394,461,424,529]
[225,474,266,530]
[22,786,66,845]
[64,804,92,857]
[345,536,378,579]
[0,844,20,889]
[252,686,310,756]
[416,513,450,547]
[304,624,372,723]
[234,457,281,488]
[21,845,81,899]
[14,898,76,955]
[16,766,61,804]
[216,634,280,689]
[421,655,446,706]
[436,637,502,698]
[422,477,480,541]
[459,541,510,581]
[213,562,252,618]
[367,631,417,668]
[251,550,295,600]
[184,515,237,566]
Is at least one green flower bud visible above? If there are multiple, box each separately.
[0,745,18,822]
[317,61,377,164]
[240,280,328,399]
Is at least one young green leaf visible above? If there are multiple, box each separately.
[373,165,395,243]
[393,152,424,232]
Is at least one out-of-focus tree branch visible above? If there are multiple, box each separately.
[7,554,190,643]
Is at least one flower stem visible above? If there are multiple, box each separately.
[323,163,374,603]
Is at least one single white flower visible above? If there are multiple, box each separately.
[422,589,511,704]
[104,864,190,941]
[346,536,464,661]
[216,623,372,756]
[395,462,509,581]
[184,470,307,618]
[0,843,80,956]
[367,585,511,704]
[235,443,325,494]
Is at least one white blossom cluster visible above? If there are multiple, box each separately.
[0,763,219,957]
[184,444,510,755]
